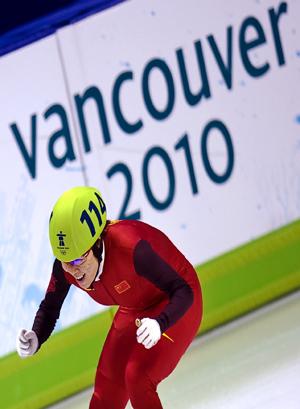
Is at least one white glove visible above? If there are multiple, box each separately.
[136,318,161,349]
[16,329,39,358]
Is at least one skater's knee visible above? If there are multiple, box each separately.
[125,362,163,409]
[89,372,128,409]
[125,361,158,396]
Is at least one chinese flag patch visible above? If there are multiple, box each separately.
[114,280,131,294]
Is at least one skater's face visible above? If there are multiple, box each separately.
[61,248,98,289]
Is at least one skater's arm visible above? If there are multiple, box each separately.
[32,259,71,348]
[133,240,194,333]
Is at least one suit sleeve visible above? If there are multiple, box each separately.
[133,240,194,333]
[32,259,71,348]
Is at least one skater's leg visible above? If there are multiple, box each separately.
[126,286,202,409]
[89,308,138,409]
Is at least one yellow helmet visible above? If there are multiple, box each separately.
[49,186,106,262]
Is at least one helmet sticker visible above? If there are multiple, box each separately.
[80,192,107,237]
[57,231,66,247]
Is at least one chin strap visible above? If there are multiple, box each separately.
[88,239,105,290]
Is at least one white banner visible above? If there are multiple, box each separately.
[0,36,104,356]
[57,0,300,261]
[1,0,299,355]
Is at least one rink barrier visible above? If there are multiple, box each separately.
[197,218,300,333]
[0,308,114,409]
[1,218,300,409]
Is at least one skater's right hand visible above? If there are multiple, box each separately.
[16,329,39,358]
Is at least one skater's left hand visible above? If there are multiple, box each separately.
[136,318,161,349]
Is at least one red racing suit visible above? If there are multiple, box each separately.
[32,220,203,409]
